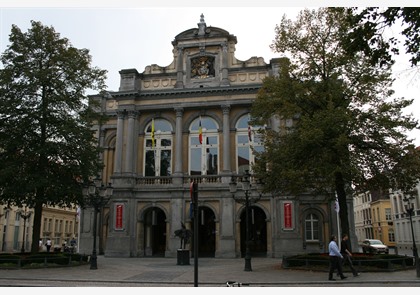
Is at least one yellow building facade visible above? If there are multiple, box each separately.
[0,205,78,253]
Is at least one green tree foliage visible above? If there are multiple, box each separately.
[0,21,107,252]
[251,8,420,238]
[343,7,420,67]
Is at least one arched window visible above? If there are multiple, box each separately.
[189,116,219,175]
[144,119,173,177]
[235,114,264,174]
[305,213,319,241]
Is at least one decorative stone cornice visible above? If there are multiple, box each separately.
[111,85,261,100]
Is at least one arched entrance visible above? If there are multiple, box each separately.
[240,206,267,257]
[192,206,216,257]
[143,207,166,257]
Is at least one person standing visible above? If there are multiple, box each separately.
[45,238,52,253]
[328,235,347,281]
[340,233,360,277]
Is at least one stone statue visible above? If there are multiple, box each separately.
[174,222,192,250]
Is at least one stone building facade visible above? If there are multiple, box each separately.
[79,15,351,258]
[0,205,78,253]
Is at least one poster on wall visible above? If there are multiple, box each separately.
[282,201,294,230]
[115,203,125,231]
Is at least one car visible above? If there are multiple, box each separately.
[361,239,389,254]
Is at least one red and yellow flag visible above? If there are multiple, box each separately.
[198,118,203,144]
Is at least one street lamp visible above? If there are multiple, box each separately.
[82,178,113,270]
[229,170,262,271]
[19,207,32,253]
[403,191,420,278]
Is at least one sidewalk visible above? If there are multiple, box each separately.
[0,256,419,287]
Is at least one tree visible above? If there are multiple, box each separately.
[251,8,420,240]
[342,7,420,67]
[0,21,107,252]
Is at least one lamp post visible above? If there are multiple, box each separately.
[403,192,420,278]
[19,207,32,253]
[229,170,261,271]
[82,178,113,270]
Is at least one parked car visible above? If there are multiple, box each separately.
[361,239,389,254]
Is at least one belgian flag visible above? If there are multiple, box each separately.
[199,118,203,144]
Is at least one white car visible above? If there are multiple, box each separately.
[361,239,389,254]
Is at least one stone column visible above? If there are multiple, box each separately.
[124,110,138,174]
[99,129,106,178]
[114,110,125,174]
[221,42,230,86]
[167,195,184,256]
[173,107,184,184]
[175,46,184,88]
[217,194,236,258]
[222,105,231,173]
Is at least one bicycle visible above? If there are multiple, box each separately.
[226,281,249,287]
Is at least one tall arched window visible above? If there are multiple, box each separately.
[235,114,264,174]
[144,119,173,177]
[305,213,319,241]
[189,116,219,175]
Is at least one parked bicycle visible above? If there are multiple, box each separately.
[226,281,249,287]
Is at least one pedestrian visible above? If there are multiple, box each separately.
[45,238,52,253]
[340,233,360,277]
[328,235,347,281]
[39,239,43,251]
[70,237,77,253]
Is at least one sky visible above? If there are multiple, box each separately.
[1,1,420,147]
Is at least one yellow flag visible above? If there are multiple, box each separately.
[151,118,155,148]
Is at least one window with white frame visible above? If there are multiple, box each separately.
[385,208,392,221]
[388,229,395,242]
[305,213,319,241]
[189,116,219,175]
[144,119,173,177]
[235,114,264,174]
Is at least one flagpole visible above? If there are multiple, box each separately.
[151,118,155,148]
[335,192,341,249]
[76,206,81,253]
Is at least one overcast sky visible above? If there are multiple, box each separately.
[1,2,419,146]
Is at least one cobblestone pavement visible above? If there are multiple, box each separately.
[0,256,419,287]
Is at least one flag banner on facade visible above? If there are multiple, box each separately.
[151,118,155,148]
[199,118,203,144]
[248,114,252,142]
[334,197,340,213]
[189,201,193,219]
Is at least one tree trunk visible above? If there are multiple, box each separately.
[30,201,43,253]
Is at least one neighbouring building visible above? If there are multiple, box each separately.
[353,186,419,253]
[390,185,420,254]
[0,205,78,253]
[79,15,356,258]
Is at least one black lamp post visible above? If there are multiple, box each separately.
[19,207,32,253]
[229,170,261,271]
[403,192,420,278]
[82,178,113,270]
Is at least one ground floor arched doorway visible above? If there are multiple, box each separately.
[240,206,267,257]
[143,207,166,257]
[192,206,216,257]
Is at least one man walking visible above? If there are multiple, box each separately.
[46,238,52,253]
[328,235,347,281]
[340,233,360,277]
